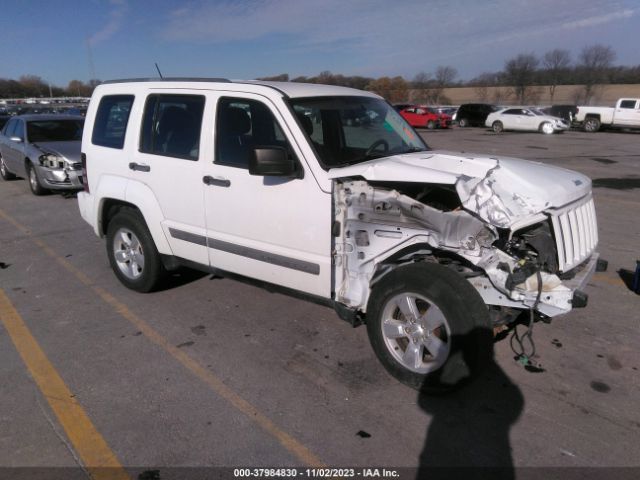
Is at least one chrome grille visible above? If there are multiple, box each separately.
[550,195,598,272]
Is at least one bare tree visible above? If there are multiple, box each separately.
[411,72,431,103]
[431,66,457,104]
[542,49,571,103]
[503,53,539,104]
[471,72,498,102]
[577,44,616,104]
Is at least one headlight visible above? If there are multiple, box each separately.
[39,153,65,169]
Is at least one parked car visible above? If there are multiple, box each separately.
[78,78,601,392]
[423,107,453,128]
[485,107,569,134]
[453,103,497,127]
[541,105,578,124]
[574,98,640,132]
[0,114,84,194]
[399,106,442,129]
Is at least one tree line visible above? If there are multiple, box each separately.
[2,44,637,105]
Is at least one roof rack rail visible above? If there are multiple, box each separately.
[102,77,231,84]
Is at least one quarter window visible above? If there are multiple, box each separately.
[140,94,205,160]
[92,95,134,149]
[215,97,294,169]
[3,118,17,137]
[13,120,24,140]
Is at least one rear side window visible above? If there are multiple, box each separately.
[619,100,637,109]
[3,118,17,137]
[140,94,205,160]
[91,95,134,149]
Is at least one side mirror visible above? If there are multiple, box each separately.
[249,147,299,178]
[10,136,23,143]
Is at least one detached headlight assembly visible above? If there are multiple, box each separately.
[39,153,64,169]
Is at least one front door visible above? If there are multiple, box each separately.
[202,93,332,298]
[615,99,640,127]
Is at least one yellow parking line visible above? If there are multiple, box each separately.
[0,290,130,480]
[0,207,325,467]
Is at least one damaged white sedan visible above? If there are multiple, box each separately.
[79,80,602,392]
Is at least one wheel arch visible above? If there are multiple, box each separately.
[96,178,173,256]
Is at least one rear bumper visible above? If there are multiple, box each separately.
[77,191,100,237]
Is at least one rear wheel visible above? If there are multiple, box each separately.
[458,118,468,128]
[0,156,16,180]
[106,208,166,292]
[27,163,47,195]
[366,262,493,394]
[584,117,601,132]
[492,121,504,133]
[426,120,435,130]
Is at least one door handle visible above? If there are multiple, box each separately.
[129,162,151,172]
[203,176,231,187]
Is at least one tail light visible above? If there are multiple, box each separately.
[81,152,89,193]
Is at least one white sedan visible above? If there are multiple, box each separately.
[485,107,569,134]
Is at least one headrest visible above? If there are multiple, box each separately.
[221,106,251,135]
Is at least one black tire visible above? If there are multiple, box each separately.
[458,118,468,128]
[366,262,493,394]
[492,121,503,133]
[0,155,16,180]
[27,162,48,195]
[584,117,600,132]
[426,120,435,130]
[106,208,166,292]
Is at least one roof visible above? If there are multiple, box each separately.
[14,114,85,121]
[99,78,380,100]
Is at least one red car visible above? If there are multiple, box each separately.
[399,106,451,129]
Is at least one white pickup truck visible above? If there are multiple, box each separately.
[575,98,640,132]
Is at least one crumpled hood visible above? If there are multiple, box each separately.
[328,150,592,228]
[33,141,82,163]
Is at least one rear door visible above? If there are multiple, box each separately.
[3,118,26,174]
[129,92,211,266]
[202,92,332,297]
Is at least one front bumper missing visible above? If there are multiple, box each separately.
[470,252,600,318]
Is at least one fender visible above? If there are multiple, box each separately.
[124,179,173,255]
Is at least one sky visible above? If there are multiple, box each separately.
[1,0,639,88]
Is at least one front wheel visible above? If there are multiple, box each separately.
[540,122,554,135]
[106,208,166,292]
[27,163,47,195]
[457,118,468,128]
[426,120,435,130]
[366,262,493,394]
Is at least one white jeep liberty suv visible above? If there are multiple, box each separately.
[78,78,602,392]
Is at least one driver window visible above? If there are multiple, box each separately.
[215,97,296,169]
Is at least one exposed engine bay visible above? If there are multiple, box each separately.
[333,178,599,322]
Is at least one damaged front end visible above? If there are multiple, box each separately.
[332,152,601,324]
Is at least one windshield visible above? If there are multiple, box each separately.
[288,96,429,169]
[27,119,84,142]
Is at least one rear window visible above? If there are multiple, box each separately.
[91,95,134,149]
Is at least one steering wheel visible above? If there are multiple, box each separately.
[365,139,389,157]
